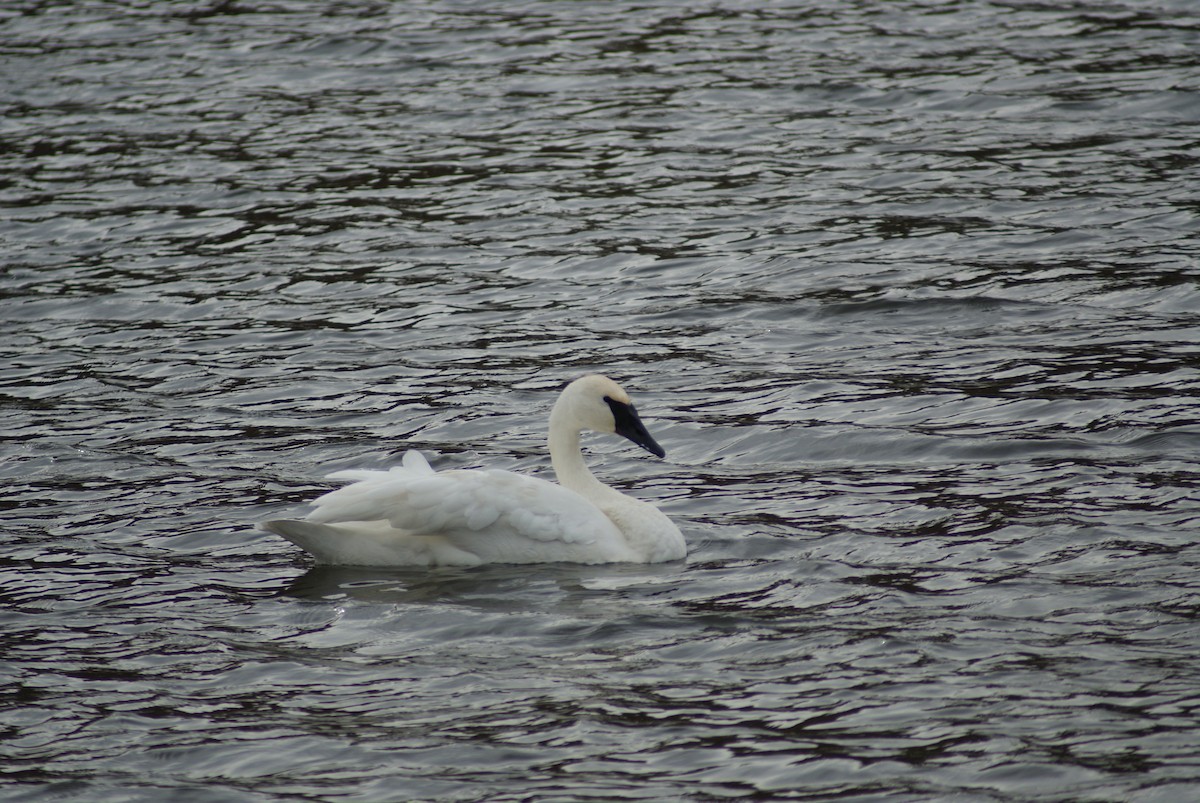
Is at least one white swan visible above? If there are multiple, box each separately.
[260,374,686,566]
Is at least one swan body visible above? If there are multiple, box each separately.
[260,375,686,566]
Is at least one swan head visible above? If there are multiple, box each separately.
[556,374,666,458]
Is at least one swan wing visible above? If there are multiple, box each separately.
[304,452,618,547]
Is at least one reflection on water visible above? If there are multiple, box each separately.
[3,1,1200,800]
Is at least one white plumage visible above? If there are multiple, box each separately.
[259,375,686,566]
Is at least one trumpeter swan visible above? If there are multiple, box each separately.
[259,374,685,566]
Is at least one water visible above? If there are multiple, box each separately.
[3,1,1199,800]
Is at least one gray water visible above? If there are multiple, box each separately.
[3,1,1200,800]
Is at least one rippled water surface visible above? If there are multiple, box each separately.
[4,1,1200,800]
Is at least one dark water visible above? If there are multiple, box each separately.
[3,1,1200,800]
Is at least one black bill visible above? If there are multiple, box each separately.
[604,396,666,458]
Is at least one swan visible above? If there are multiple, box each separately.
[259,374,686,566]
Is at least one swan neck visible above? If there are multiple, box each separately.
[549,406,605,495]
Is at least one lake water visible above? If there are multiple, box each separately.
[3,1,1200,800]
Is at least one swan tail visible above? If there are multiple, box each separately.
[258,518,481,567]
[260,519,353,558]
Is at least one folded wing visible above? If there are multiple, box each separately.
[304,450,621,549]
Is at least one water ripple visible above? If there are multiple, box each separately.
[3,0,1200,800]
